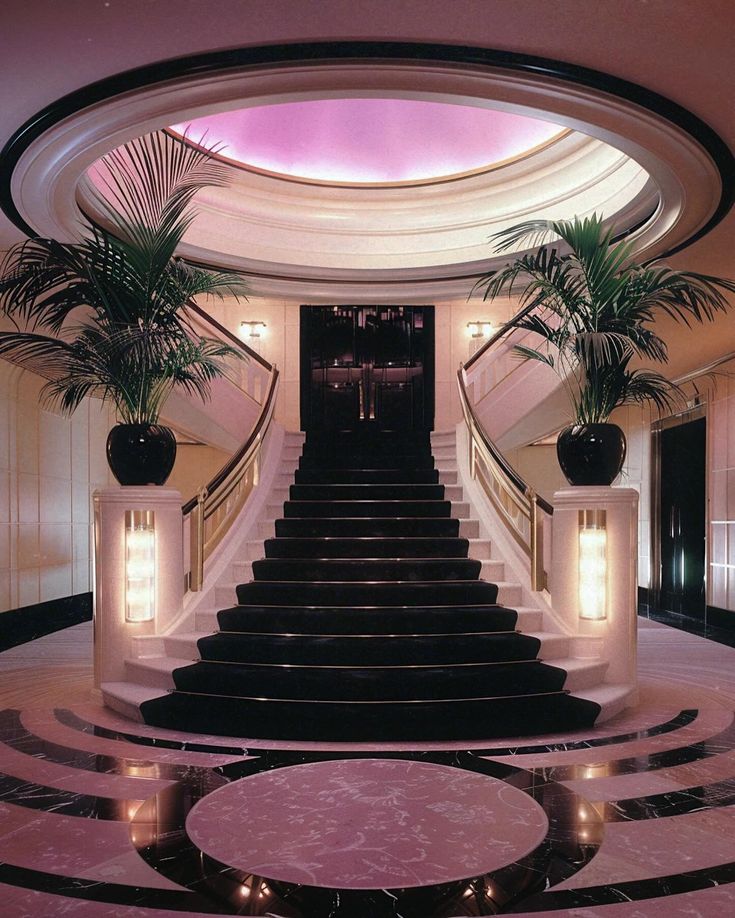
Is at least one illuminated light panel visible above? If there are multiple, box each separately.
[125,510,155,623]
[170,99,565,184]
[578,509,607,621]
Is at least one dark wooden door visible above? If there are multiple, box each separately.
[658,416,706,618]
[300,305,434,431]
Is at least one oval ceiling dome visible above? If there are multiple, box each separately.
[169,99,565,185]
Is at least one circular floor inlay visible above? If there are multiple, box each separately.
[186,758,548,889]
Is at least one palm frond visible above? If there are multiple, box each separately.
[512,344,555,368]
[0,131,249,424]
[475,212,734,423]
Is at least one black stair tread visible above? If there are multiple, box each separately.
[251,558,483,582]
[300,455,436,469]
[217,603,519,633]
[142,424,595,743]
[263,537,470,558]
[289,484,446,500]
[274,517,461,537]
[236,580,500,606]
[304,430,431,441]
[283,500,453,518]
[197,631,541,665]
[302,441,432,453]
[140,692,601,741]
[171,659,567,699]
[294,469,440,484]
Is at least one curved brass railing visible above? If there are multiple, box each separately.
[182,303,279,592]
[458,305,553,592]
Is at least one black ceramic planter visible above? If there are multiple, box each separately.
[106,424,177,486]
[556,423,626,486]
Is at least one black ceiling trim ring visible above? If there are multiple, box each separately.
[1,41,732,257]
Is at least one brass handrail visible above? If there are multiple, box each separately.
[457,364,552,592]
[180,301,279,592]
[185,367,279,591]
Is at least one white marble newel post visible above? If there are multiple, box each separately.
[551,487,639,688]
[93,487,183,687]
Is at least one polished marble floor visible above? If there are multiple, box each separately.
[1,619,735,915]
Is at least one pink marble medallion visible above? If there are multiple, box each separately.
[186,758,547,889]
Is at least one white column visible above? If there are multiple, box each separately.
[93,487,183,687]
[551,486,638,687]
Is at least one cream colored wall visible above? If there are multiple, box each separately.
[612,404,652,593]
[705,373,735,612]
[167,443,232,504]
[203,299,301,431]
[505,444,568,506]
[203,295,516,433]
[0,362,115,614]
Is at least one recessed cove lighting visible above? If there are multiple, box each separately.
[170,99,565,185]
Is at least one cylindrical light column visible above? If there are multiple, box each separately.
[93,487,183,688]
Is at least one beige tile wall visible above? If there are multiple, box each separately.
[0,362,114,613]
[707,376,735,611]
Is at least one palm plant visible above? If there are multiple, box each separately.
[0,131,248,427]
[475,214,735,426]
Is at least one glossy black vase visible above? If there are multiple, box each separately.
[106,424,177,486]
[556,423,626,486]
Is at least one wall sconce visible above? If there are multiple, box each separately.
[578,509,607,620]
[467,321,493,338]
[125,510,155,622]
[239,320,266,339]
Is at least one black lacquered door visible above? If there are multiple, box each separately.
[300,305,434,431]
[657,416,706,618]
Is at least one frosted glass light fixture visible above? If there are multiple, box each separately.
[125,510,155,622]
[240,320,266,339]
[578,509,607,620]
[467,321,493,338]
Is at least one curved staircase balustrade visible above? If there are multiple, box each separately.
[181,302,280,592]
[458,302,553,592]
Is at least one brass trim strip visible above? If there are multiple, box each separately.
[211,629,522,638]
[167,689,570,704]
[186,658,547,669]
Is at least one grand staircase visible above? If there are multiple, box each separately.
[116,426,616,742]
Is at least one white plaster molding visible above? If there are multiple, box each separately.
[10,58,720,293]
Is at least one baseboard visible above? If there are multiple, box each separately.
[706,604,735,631]
[0,592,93,653]
[638,589,735,647]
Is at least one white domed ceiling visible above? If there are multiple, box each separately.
[169,100,566,185]
[4,44,728,300]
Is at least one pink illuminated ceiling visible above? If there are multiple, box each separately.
[170,99,565,184]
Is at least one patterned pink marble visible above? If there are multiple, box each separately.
[0,884,211,917]
[186,758,547,889]
[0,740,170,799]
[19,709,243,768]
[562,771,693,802]
[555,805,735,889]
[488,707,733,769]
[0,802,183,890]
